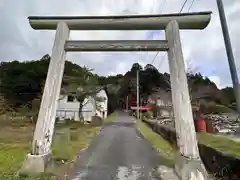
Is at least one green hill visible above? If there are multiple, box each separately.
[0,54,235,114]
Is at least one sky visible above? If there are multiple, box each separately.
[0,0,239,89]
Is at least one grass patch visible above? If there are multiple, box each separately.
[0,116,101,179]
[135,117,240,158]
[136,120,175,167]
[201,104,235,114]
[197,133,240,157]
[0,173,57,180]
[104,112,117,124]
[49,123,101,177]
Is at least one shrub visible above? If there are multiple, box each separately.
[52,128,71,162]
[200,104,234,114]
[150,104,161,118]
[142,111,153,119]
[91,116,103,126]
[70,131,79,141]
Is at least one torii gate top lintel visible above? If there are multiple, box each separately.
[28,11,212,30]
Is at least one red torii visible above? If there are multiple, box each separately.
[130,106,152,111]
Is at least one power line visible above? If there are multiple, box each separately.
[187,0,195,12]
[179,0,189,13]
[151,52,160,65]
[150,0,168,65]
[155,0,190,71]
[151,51,160,64]
[157,54,166,70]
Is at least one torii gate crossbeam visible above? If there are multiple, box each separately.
[65,40,169,52]
[21,12,211,179]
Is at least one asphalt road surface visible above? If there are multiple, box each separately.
[68,112,160,180]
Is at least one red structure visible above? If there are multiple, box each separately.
[122,93,137,110]
[196,119,207,132]
[130,106,152,110]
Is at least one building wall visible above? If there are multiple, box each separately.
[160,109,172,117]
[56,95,80,121]
[157,99,165,106]
[95,89,108,119]
[148,96,171,107]
[148,97,165,106]
[56,89,108,121]
[56,95,96,122]
[82,96,95,122]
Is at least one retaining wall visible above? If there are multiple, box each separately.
[143,119,240,179]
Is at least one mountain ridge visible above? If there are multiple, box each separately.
[0,54,236,113]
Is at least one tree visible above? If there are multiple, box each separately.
[131,63,143,72]
[141,64,166,94]
[76,87,97,122]
[220,87,235,105]
[63,66,100,122]
[98,74,123,85]
[0,60,45,108]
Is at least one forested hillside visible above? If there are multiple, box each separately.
[0,54,236,114]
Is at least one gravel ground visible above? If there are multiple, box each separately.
[68,112,160,180]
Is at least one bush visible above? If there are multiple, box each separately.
[91,116,103,126]
[200,104,234,114]
[64,118,75,125]
[142,111,153,119]
[55,117,60,124]
[150,104,161,118]
[70,131,79,141]
[52,128,71,162]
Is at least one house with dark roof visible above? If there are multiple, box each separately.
[56,86,108,122]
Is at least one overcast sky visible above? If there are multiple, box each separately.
[0,0,239,89]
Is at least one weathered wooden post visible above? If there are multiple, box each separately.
[165,20,208,179]
[21,22,69,173]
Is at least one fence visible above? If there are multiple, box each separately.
[56,109,94,121]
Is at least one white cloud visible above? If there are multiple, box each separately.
[0,0,239,88]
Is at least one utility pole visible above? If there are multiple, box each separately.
[126,95,128,112]
[217,0,240,113]
[140,98,143,121]
[136,70,140,120]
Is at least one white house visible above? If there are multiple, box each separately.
[56,88,108,122]
[56,95,80,121]
[148,89,172,107]
[148,89,173,118]
[81,96,96,122]
[82,89,108,122]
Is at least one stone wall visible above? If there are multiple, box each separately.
[206,113,240,134]
[143,119,240,179]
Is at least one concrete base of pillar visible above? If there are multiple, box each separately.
[156,166,180,180]
[19,152,52,174]
[175,154,209,180]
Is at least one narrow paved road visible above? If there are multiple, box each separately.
[69,112,160,180]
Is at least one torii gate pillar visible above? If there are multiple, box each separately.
[165,20,208,180]
[21,22,69,173]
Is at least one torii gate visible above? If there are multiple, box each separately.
[22,12,212,179]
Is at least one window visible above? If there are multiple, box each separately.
[67,95,74,102]
[96,96,106,102]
